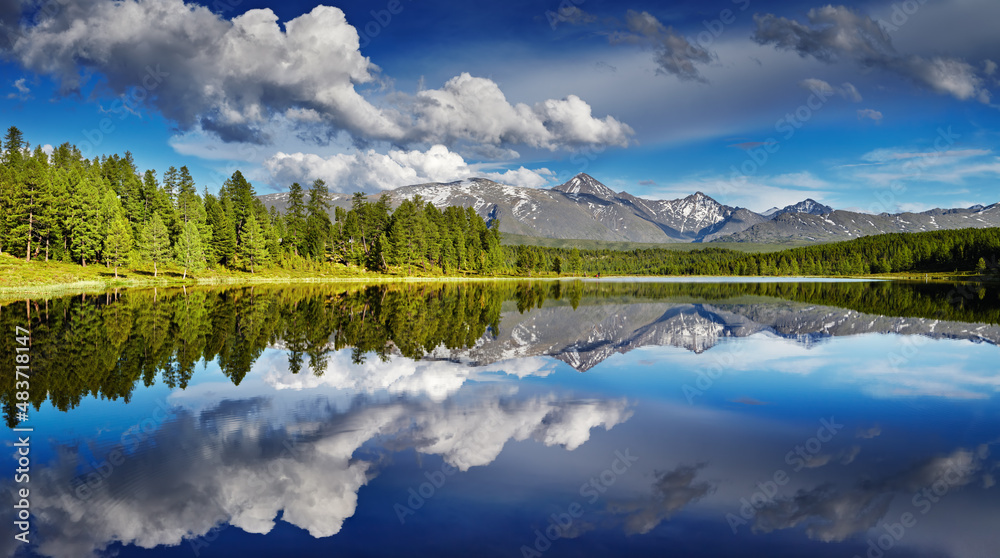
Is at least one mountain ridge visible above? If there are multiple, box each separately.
[258,173,1000,245]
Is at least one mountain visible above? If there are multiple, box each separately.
[257,173,1000,245]
[259,173,766,243]
[767,198,833,219]
[715,204,1000,244]
[419,299,1000,372]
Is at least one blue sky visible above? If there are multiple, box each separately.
[1,0,998,212]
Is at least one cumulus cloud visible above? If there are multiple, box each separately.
[857,108,883,122]
[611,10,713,82]
[263,144,555,192]
[404,73,633,149]
[18,388,632,558]
[753,5,991,103]
[6,0,633,150]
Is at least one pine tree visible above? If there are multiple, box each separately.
[205,194,235,266]
[70,174,102,267]
[104,215,133,278]
[284,182,307,256]
[174,220,205,279]
[305,179,332,261]
[223,170,256,247]
[8,157,50,261]
[175,166,200,224]
[238,213,269,273]
[141,213,170,277]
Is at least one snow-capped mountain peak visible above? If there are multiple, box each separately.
[768,198,833,218]
[552,173,618,200]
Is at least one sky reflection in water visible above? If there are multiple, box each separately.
[3,280,998,558]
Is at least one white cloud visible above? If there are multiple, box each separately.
[405,73,633,149]
[23,388,632,558]
[754,5,992,103]
[263,144,554,192]
[856,108,883,122]
[10,0,632,151]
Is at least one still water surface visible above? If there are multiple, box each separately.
[3,279,998,558]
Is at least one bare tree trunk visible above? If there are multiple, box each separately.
[26,211,31,262]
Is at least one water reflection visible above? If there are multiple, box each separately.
[2,279,998,558]
[3,280,998,426]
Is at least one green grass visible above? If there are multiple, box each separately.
[499,233,809,253]
[0,254,542,301]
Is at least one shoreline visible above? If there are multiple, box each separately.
[2,258,992,301]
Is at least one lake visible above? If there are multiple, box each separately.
[3,279,999,558]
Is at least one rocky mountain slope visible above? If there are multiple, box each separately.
[258,173,1000,245]
[424,299,1000,371]
[716,204,1000,243]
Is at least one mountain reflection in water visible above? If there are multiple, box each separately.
[2,279,998,558]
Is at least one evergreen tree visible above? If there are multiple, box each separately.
[141,213,171,277]
[305,179,332,261]
[284,182,307,256]
[104,214,133,278]
[223,170,256,248]
[70,175,103,267]
[174,220,206,279]
[238,213,269,273]
[205,194,235,266]
[11,157,49,260]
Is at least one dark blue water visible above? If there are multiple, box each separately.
[4,280,998,558]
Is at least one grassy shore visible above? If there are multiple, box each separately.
[0,254,511,299]
[1,253,992,301]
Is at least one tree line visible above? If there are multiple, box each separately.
[508,227,1000,277]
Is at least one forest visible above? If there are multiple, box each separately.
[3,279,998,429]
[1,125,997,280]
[0,126,504,277]
[514,227,1000,277]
